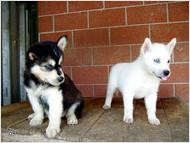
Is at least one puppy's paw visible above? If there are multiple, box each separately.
[123,116,134,124]
[29,115,43,127]
[67,116,78,125]
[28,113,35,119]
[148,117,160,125]
[103,104,111,110]
[46,126,60,138]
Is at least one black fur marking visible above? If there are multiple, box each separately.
[61,74,84,118]
[26,41,63,65]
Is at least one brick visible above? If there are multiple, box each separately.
[108,65,112,73]
[105,1,142,8]
[38,1,67,16]
[93,46,130,65]
[62,66,72,78]
[94,85,107,97]
[127,4,167,24]
[74,29,109,48]
[72,66,108,84]
[89,9,125,28]
[39,31,72,48]
[151,23,189,42]
[175,84,189,102]
[55,12,87,31]
[158,84,174,97]
[174,42,189,62]
[164,64,189,83]
[131,45,141,61]
[69,1,103,12]
[64,48,92,66]
[144,1,168,4]
[38,16,53,32]
[76,85,93,97]
[110,25,149,45]
[168,2,189,22]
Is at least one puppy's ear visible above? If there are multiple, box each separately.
[57,35,68,51]
[29,52,39,61]
[167,38,176,54]
[141,38,152,55]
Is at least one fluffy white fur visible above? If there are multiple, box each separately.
[103,38,176,125]
[25,82,63,138]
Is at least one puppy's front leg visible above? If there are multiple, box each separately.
[27,94,44,126]
[144,94,160,125]
[122,91,134,124]
[46,95,63,138]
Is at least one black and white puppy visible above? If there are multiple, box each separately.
[24,35,84,138]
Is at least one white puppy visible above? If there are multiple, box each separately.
[103,38,176,125]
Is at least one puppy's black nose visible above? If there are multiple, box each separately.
[57,76,64,82]
[163,70,170,76]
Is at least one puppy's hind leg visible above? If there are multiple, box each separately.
[122,90,134,124]
[103,83,116,110]
[66,102,80,125]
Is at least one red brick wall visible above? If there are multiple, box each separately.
[38,1,189,103]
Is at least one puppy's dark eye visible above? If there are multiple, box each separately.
[45,64,54,71]
[154,58,160,63]
[167,60,170,63]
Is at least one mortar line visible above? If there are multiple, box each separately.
[108,27,111,46]
[166,2,169,22]
[66,1,69,13]
[91,47,94,65]
[38,20,188,35]
[87,11,90,29]
[70,66,73,80]
[38,1,179,18]
[173,84,176,97]
[125,7,128,25]
[71,30,74,48]
[52,15,55,32]
[129,45,132,62]
[38,33,41,41]
[92,84,95,97]
[102,1,105,9]
[148,24,151,38]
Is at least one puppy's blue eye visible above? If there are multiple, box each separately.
[154,58,160,63]
[45,64,54,71]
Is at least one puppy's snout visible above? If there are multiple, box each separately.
[163,70,170,76]
[57,76,64,82]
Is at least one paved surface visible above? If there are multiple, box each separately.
[1,98,189,142]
